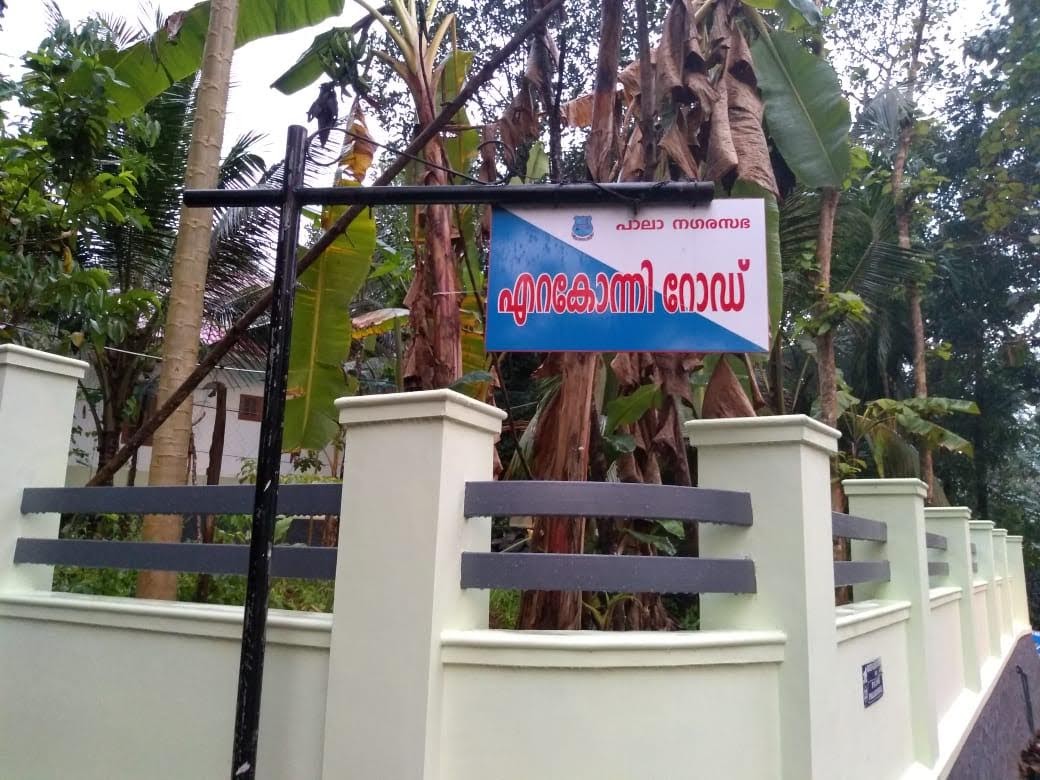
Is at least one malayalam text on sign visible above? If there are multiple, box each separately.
[486,200,769,353]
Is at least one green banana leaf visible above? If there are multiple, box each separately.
[104,0,345,119]
[750,29,851,189]
[283,197,376,452]
[271,26,348,94]
[730,180,783,337]
[434,50,479,176]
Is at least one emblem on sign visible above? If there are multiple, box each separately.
[571,215,594,241]
[862,658,884,707]
[486,200,769,353]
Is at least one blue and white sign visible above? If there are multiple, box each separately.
[486,200,769,352]
[862,658,884,707]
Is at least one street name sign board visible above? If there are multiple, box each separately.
[486,199,769,352]
[862,658,884,707]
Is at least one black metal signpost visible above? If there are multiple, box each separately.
[181,125,714,779]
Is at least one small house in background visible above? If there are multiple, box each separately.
[66,363,311,486]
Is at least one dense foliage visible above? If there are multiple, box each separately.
[3,0,1037,621]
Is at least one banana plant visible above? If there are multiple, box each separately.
[275,0,474,390]
[282,113,377,452]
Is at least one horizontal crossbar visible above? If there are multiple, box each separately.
[14,538,336,579]
[925,532,948,550]
[183,181,716,209]
[832,512,887,542]
[928,561,950,578]
[460,552,756,594]
[464,481,752,525]
[833,560,891,587]
[20,484,341,516]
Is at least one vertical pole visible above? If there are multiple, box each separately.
[321,390,504,779]
[925,507,981,691]
[993,528,1014,644]
[844,479,939,767]
[231,125,308,778]
[970,520,1001,660]
[0,346,87,594]
[686,415,841,780]
[1007,535,1030,631]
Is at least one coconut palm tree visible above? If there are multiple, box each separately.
[78,72,281,484]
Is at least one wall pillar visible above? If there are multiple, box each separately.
[844,479,938,767]
[0,346,86,593]
[992,528,1015,645]
[970,520,1001,660]
[925,507,981,691]
[321,390,504,780]
[1006,535,1030,631]
[685,415,840,780]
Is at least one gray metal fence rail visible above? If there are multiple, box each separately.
[461,481,757,594]
[925,532,948,551]
[15,483,341,578]
[831,512,891,587]
[833,560,891,587]
[831,511,887,542]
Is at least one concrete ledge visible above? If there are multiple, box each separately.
[336,389,506,434]
[684,414,839,454]
[0,344,87,378]
[0,592,331,648]
[843,478,928,498]
[835,599,911,643]
[929,586,963,609]
[441,629,786,668]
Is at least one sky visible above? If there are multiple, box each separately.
[0,0,998,166]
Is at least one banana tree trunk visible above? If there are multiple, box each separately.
[815,187,840,428]
[403,91,463,389]
[139,0,239,600]
[518,0,623,631]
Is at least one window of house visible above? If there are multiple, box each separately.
[238,393,264,422]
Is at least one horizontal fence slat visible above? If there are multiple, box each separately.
[461,552,756,594]
[831,512,887,542]
[925,532,948,551]
[928,561,950,578]
[20,484,341,517]
[833,560,891,587]
[465,481,752,526]
[13,538,336,579]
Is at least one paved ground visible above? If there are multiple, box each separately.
[949,634,1040,780]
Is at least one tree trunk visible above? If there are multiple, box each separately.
[138,0,239,600]
[402,90,463,389]
[195,382,226,603]
[815,187,840,428]
[891,0,933,500]
[519,355,598,629]
[517,0,623,631]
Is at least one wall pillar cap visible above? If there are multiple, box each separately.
[842,478,928,498]
[0,344,86,379]
[924,506,972,521]
[336,389,506,434]
[969,520,995,531]
[683,414,838,454]
[993,528,1008,537]
[1007,535,1024,543]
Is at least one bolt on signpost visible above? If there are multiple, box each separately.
[182,125,759,779]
